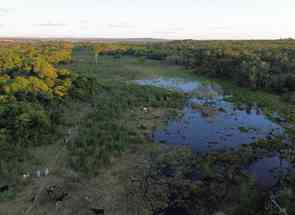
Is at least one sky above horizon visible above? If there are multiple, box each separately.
[0,0,294,39]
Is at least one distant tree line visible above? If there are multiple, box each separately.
[92,40,295,93]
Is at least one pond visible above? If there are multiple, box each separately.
[134,77,291,190]
[247,155,292,190]
[134,77,285,152]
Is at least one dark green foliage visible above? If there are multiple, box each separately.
[0,42,74,179]
[129,148,265,215]
[0,189,16,202]
[115,40,295,94]
[0,102,51,147]
[69,76,97,100]
[68,117,135,175]
[0,101,54,177]
[0,130,33,177]
[67,79,184,174]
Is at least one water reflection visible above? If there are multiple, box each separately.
[134,78,284,153]
[247,155,292,190]
[153,98,284,152]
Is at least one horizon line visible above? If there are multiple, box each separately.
[0,36,294,41]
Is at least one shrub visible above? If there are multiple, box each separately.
[0,102,51,147]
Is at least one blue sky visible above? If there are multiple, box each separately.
[0,0,294,39]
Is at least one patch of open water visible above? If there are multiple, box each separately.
[153,98,283,152]
[246,155,292,190]
[134,77,285,152]
[134,77,291,189]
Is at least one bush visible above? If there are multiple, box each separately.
[68,120,133,174]
[69,76,97,100]
[0,102,51,147]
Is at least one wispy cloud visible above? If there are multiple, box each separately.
[108,22,135,29]
[0,8,10,13]
[208,25,234,31]
[167,27,185,31]
[79,20,89,30]
[154,26,185,35]
[0,8,12,16]
[80,20,88,24]
[80,25,89,30]
[34,22,67,27]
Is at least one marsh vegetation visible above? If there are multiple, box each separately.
[1,41,295,215]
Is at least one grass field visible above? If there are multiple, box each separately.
[68,49,198,80]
